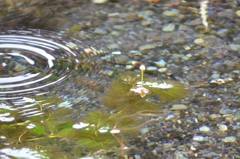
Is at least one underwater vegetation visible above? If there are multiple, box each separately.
[0,65,189,158]
[100,67,189,114]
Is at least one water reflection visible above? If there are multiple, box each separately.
[0,28,98,118]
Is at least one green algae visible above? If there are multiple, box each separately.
[0,71,189,158]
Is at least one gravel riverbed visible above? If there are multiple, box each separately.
[1,0,240,158]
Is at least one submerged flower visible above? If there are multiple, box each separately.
[130,85,149,98]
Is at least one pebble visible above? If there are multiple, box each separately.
[193,135,208,141]
[146,66,158,71]
[138,44,158,52]
[162,23,175,32]
[107,43,119,50]
[171,104,187,110]
[137,10,155,19]
[114,55,129,64]
[92,0,108,4]
[221,136,236,143]
[125,65,134,70]
[13,64,27,72]
[236,10,240,17]
[216,29,229,38]
[154,59,166,67]
[94,28,108,35]
[158,68,168,73]
[162,9,179,17]
[229,44,240,51]
[112,25,125,31]
[141,18,154,26]
[165,113,175,120]
[185,18,202,26]
[199,126,210,132]
[209,114,221,120]
[194,38,205,45]
[218,124,228,131]
[140,127,149,134]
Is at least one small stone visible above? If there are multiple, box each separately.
[163,142,173,149]
[137,10,155,19]
[193,135,208,141]
[138,44,158,51]
[218,124,228,132]
[107,43,119,50]
[185,18,202,26]
[229,44,240,51]
[165,113,175,120]
[221,136,236,143]
[114,55,129,64]
[146,66,158,71]
[110,31,120,37]
[92,0,108,4]
[162,9,179,17]
[171,104,187,110]
[216,29,228,38]
[158,68,168,73]
[209,114,221,120]
[162,23,175,32]
[125,65,134,70]
[13,64,27,72]
[140,127,149,134]
[236,10,240,17]
[199,126,210,132]
[154,59,166,67]
[194,38,205,45]
[112,25,125,31]
[94,28,108,35]
[141,18,154,26]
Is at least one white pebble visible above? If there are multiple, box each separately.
[171,104,187,110]
[199,126,210,132]
[221,136,236,143]
[92,0,108,4]
[194,38,205,45]
[158,68,168,73]
[218,124,228,131]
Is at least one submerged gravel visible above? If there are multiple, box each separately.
[1,0,240,158]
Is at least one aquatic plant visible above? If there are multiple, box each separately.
[100,65,189,113]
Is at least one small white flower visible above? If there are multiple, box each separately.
[130,86,149,98]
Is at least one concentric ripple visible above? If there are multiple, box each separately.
[0,29,85,99]
[0,28,105,117]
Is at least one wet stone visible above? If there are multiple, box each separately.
[13,63,27,72]
[114,55,129,64]
[94,28,108,35]
[216,28,229,38]
[185,18,202,26]
[209,114,221,120]
[162,23,175,32]
[138,44,158,52]
[229,44,240,51]
[221,136,236,143]
[162,9,179,17]
[194,38,205,45]
[141,18,154,26]
[171,104,187,110]
[199,125,210,132]
[112,25,125,31]
[154,59,166,67]
[146,66,158,71]
[92,0,108,4]
[137,10,155,19]
[158,68,168,73]
[236,10,240,17]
